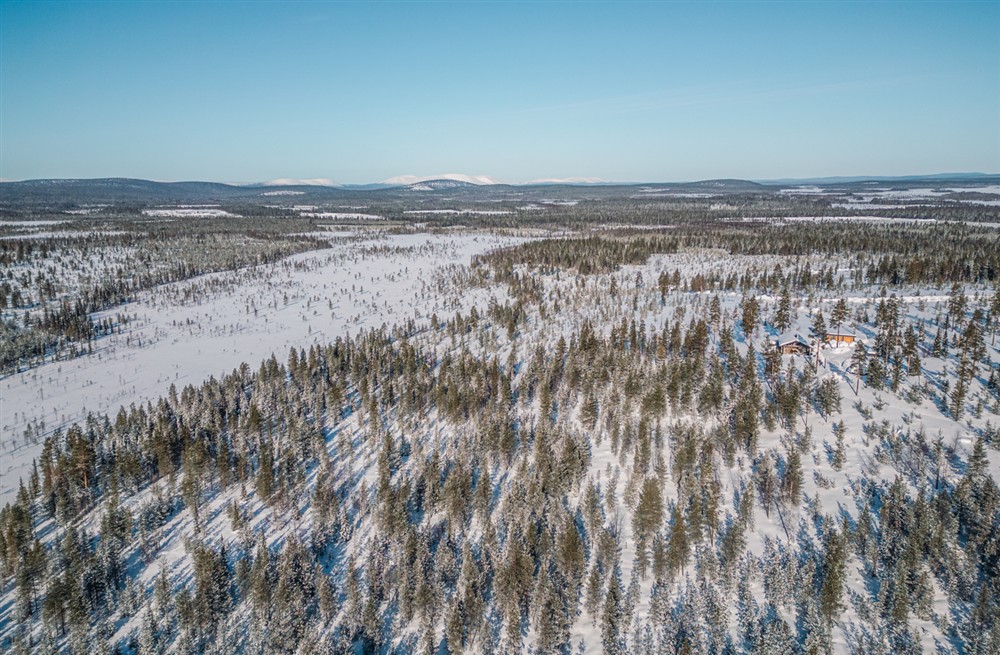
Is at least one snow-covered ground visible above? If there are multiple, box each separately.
[298,211,385,220]
[0,229,127,240]
[737,215,938,224]
[260,190,305,196]
[2,229,998,655]
[403,209,512,216]
[142,208,239,218]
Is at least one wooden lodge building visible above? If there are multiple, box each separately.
[774,332,812,356]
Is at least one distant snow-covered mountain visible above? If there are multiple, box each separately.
[381,173,503,186]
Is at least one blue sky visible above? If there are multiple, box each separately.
[1,1,997,183]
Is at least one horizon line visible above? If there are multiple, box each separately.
[1,171,997,187]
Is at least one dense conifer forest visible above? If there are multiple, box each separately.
[1,183,999,653]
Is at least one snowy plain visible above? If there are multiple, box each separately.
[2,222,999,655]
[0,231,519,505]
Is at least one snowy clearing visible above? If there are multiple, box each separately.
[142,208,239,218]
[0,231,519,505]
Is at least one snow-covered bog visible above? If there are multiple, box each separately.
[1,231,520,505]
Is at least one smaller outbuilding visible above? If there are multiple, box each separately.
[826,328,857,345]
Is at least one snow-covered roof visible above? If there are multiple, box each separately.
[774,331,810,347]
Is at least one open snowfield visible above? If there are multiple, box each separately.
[0,220,68,227]
[403,209,512,216]
[0,230,127,240]
[142,208,239,218]
[299,212,385,220]
[739,216,938,225]
[0,230,518,505]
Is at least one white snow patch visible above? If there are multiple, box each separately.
[261,190,306,196]
[381,173,502,186]
[299,212,385,220]
[402,209,511,216]
[142,208,239,218]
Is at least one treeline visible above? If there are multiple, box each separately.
[476,222,1000,288]
[473,235,680,275]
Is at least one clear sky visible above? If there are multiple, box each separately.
[1,0,998,183]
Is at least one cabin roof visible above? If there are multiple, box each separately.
[774,332,810,347]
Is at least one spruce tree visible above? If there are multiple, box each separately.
[850,341,867,392]
[818,527,847,623]
[830,298,849,338]
[601,563,625,655]
[831,422,846,471]
[812,312,828,344]
[775,287,792,332]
